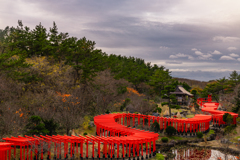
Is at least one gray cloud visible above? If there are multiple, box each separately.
[1,0,240,81]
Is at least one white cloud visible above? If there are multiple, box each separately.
[159,46,169,49]
[212,50,222,55]
[213,36,240,42]
[227,47,237,51]
[229,53,239,57]
[188,56,194,60]
[199,53,212,60]
[176,53,188,57]
[238,58,240,62]
[220,56,236,60]
[195,51,212,60]
[169,53,193,60]
[191,48,198,51]
[195,51,203,56]
[169,55,178,58]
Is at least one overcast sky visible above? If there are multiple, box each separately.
[1,0,240,81]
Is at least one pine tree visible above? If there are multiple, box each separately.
[161,84,179,118]
[232,87,240,113]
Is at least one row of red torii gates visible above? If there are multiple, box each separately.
[0,95,238,159]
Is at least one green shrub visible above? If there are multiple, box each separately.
[83,132,88,136]
[165,126,176,136]
[223,113,233,125]
[161,102,168,106]
[209,129,215,135]
[161,137,168,143]
[224,126,233,134]
[42,118,59,136]
[155,153,165,160]
[176,106,181,109]
[25,115,49,136]
[105,109,110,114]
[150,121,160,133]
[197,132,203,138]
[154,107,162,113]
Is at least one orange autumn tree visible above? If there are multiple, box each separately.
[126,87,145,96]
[55,91,84,134]
[56,91,80,105]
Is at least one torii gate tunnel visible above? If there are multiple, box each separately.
[0,95,238,159]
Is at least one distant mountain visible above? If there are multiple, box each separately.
[173,77,208,89]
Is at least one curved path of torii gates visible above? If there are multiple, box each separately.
[0,96,238,160]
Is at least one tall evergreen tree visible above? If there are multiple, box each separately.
[161,84,179,118]
[232,87,240,114]
[229,70,240,86]
[149,67,172,95]
[65,37,106,85]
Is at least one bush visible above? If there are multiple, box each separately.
[25,115,49,136]
[150,121,160,133]
[209,129,215,135]
[154,107,162,113]
[161,137,168,143]
[197,132,203,138]
[83,132,88,136]
[161,102,168,106]
[176,106,181,109]
[223,113,233,125]
[42,118,59,136]
[224,126,233,134]
[105,109,110,114]
[165,126,176,136]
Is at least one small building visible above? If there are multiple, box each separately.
[170,85,193,105]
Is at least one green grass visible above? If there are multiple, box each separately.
[168,136,183,140]
[206,129,215,138]
[232,135,240,143]
[154,153,165,160]
[186,114,195,118]
[171,109,183,113]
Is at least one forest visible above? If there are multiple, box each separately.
[0,21,239,138]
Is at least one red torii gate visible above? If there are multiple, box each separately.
[1,107,236,159]
[3,136,39,160]
[0,142,12,160]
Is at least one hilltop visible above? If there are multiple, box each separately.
[173,77,208,89]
